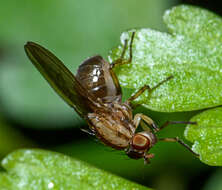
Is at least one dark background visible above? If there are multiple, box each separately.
[0,1,221,189]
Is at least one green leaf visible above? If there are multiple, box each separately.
[184,107,222,166]
[109,5,222,112]
[203,168,222,190]
[203,169,222,190]
[0,149,150,190]
[0,117,33,157]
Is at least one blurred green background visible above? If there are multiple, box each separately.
[0,0,220,189]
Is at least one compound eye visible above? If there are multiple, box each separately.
[132,134,150,150]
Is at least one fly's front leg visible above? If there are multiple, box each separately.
[111,32,135,68]
[144,153,155,164]
[133,113,158,132]
[126,75,173,105]
[159,120,197,131]
[159,137,199,157]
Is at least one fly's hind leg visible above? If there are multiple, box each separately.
[111,32,135,68]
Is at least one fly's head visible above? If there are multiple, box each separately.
[126,131,157,164]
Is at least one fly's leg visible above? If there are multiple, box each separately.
[158,120,197,131]
[133,113,158,132]
[133,114,196,133]
[111,32,135,68]
[144,153,155,164]
[126,75,173,104]
[81,128,96,136]
[159,137,199,157]
[127,85,151,103]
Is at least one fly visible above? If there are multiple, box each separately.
[24,32,198,164]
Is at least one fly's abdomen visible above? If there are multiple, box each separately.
[76,56,121,102]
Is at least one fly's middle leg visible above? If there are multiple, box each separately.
[126,75,174,105]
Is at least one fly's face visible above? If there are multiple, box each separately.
[126,131,157,163]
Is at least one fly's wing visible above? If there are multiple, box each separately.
[24,41,95,117]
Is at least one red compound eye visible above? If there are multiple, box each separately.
[132,134,150,150]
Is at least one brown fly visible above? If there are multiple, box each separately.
[24,32,198,164]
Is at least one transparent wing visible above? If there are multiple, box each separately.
[24,41,94,116]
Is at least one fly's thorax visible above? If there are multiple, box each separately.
[112,102,133,121]
[111,102,135,135]
[126,131,157,160]
[87,103,135,150]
